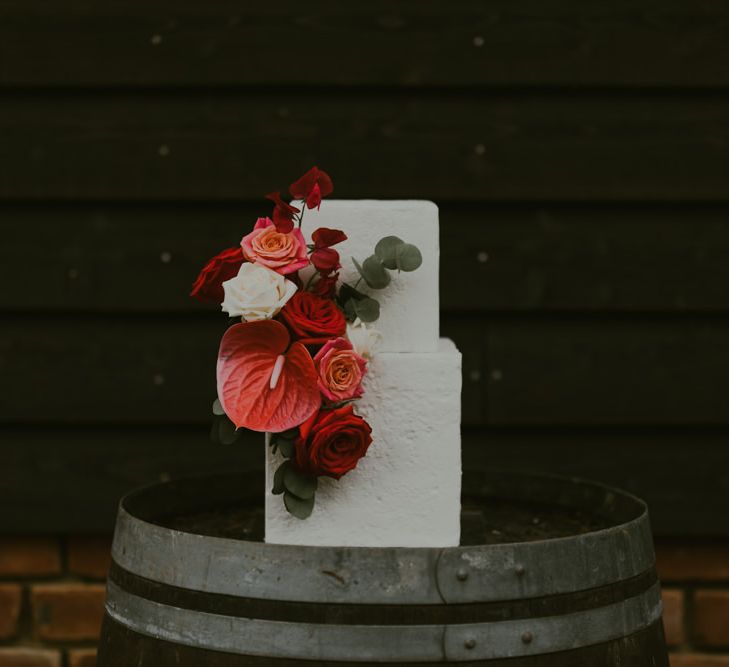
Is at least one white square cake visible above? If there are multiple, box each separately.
[265,201,462,547]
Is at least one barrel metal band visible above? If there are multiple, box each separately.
[111,505,654,604]
[105,581,663,662]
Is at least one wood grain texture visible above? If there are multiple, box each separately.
[1,1,728,87]
[1,92,728,200]
[3,314,729,426]
[3,203,729,313]
[2,425,726,535]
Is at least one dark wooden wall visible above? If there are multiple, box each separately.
[2,1,729,535]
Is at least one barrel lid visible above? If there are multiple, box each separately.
[111,469,654,605]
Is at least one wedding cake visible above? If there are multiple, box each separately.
[192,168,462,549]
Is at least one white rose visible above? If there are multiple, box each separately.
[221,262,297,321]
[346,318,382,360]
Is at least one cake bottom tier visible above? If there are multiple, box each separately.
[265,338,462,547]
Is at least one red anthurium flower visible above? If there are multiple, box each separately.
[190,246,245,304]
[217,320,321,433]
[289,167,334,210]
[265,191,300,233]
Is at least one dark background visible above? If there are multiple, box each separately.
[1,1,729,539]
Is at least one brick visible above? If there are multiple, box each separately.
[0,538,61,577]
[31,583,106,641]
[68,649,96,667]
[657,541,729,582]
[662,588,686,646]
[671,655,729,667]
[0,584,22,640]
[693,589,729,647]
[0,649,60,667]
[67,536,112,579]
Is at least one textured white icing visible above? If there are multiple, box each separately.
[264,200,461,547]
[265,339,462,547]
[297,200,439,353]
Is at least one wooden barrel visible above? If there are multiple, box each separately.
[98,470,668,666]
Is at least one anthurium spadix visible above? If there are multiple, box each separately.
[216,320,321,433]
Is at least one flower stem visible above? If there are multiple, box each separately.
[298,204,306,229]
[304,271,318,291]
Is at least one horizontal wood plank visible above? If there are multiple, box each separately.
[1,92,728,200]
[3,203,729,313]
[3,315,729,426]
[1,1,729,87]
[1,425,725,536]
[482,316,729,425]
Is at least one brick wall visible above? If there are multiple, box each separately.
[659,541,729,666]
[0,537,727,666]
[0,537,108,667]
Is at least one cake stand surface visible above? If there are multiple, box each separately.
[98,469,668,666]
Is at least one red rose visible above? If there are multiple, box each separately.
[290,167,333,210]
[265,191,300,233]
[190,247,244,303]
[294,405,372,479]
[280,292,346,346]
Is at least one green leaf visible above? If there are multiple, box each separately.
[216,417,240,445]
[212,398,225,416]
[396,243,422,272]
[277,437,295,458]
[374,236,405,270]
[351,257,365,282]
[284,491,315,519]
[339,282,367,303]
[284,466,318,499]
[272,461,290,495]
[342,298,357,321]
[353,296,380,323]
[361,255,391,289]
[352,256,390,289]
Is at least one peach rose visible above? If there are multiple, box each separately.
[241,217,309,275]
[313,337,367,402]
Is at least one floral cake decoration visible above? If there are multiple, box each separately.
[191,167,422,519]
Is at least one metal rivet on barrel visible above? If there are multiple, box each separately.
[522,631,533,644]
[515,564,526,576]
[464,638,477,650]
[456,568,469,581]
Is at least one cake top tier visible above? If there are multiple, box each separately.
[301,200,439,353]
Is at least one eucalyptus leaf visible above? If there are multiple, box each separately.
[272,461,290,495]
[353,296,380,323]
[284,466,318,500]
[284,491,315,520]
[351,257,365,282]
[212,398,225,416]
[277,437,295,458]
[339,282,367,302]
[396,243,423,272]
[375,235,405,270]
[361,255,391,289]
[342,298,357,321]
[216,417,240,445]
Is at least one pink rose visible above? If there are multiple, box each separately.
[313,337,367,402]
[241,217,309,275]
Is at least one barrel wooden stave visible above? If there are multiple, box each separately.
[98,471,669,666]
